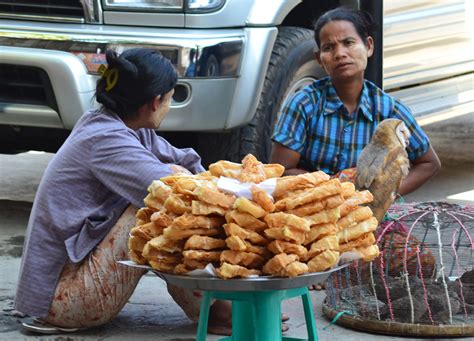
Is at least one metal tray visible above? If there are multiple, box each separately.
[118,260,348,291]
[154,264,349,291]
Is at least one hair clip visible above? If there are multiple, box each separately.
[98,64,119,91]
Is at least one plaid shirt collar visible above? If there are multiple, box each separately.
[322,79,374,122]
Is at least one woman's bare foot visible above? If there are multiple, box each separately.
[208,300,232,336]
[207,300,290,335]
[309,282,326,291]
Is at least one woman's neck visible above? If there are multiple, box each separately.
[332,77,364,115]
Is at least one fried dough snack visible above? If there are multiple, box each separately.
[147,180,172,202]
[191,200,227,216]
[128,235,148,252]
[273,171,330,199]
[239,154,266,183]
[150,211,175,227]
[163,226,222,241]
[220,250,265,269]
[307,250,340,272]
[128,153,380,277]
[281,261,309,277]
[135,207,155,225]
[306,207,340,225]
[262,253,299,275]
[193,186,236,208]
[233,197,267,218]
[306,235,339,259]
[216,262,261,279]
[264,226,306,245]
[182,250,222,263]
[131,221,164,240]
[287,194,344,217]
[223,223,268,245]
[160,173,199,187]
[338,232,375,253]
[208,160,284,180]
[250,185,275,212]
[275,189,305,201]
[225,210,267,233]
[143,193,164,211]
[164,193,192,214]
[170,213,225,230]
[225,236,268,256]
[148,235,184,253]
[304,223,338,245]
[184,235,226,250]
[173,263,190,274]
[173,178,214,196]
[337,206,373,230]
[341,181,356,198]
[340,244,380,262]
[336,217,378,243]
[263,164,285,179]
[149,260,176,272]
[275,178,342,211]
[354,245,380,262]
[264,212,310,232]
[142,244,182,265]
[339,190,374,217]
[129,249,147,265]
[208,160,242,178]
[267,240,308,260]
[183,258,209,270]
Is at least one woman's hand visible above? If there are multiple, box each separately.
[169,164,192,175]
[270,143,308,175]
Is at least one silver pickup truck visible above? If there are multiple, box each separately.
[0,0,472,165]
[0,0,375,163]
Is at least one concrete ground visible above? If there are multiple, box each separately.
[0,114,473,340]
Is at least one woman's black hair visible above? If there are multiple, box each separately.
[313,7,376,50]
[95,48,177,119]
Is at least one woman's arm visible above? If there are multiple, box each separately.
[398,146,441,195]
[148,132,205,174]
[270,143,309,175]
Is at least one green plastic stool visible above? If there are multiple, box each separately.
[196,287,317,341]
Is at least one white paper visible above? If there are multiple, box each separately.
[217,176,277,199]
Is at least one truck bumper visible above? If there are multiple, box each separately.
[0,20,277,131]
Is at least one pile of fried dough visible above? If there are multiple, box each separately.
[128,154,379,279]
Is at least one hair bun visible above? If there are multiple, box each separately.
[106,49,139,79]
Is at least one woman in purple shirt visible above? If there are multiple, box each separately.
[16,48,231,333]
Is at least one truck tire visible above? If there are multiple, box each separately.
[195,26,325,165]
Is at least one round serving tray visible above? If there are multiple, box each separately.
[153,264,349,292]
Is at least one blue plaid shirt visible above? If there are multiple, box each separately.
[272,78,430,175]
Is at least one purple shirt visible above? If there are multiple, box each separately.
[15,109,204,317]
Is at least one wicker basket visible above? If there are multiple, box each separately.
[323,202,474,337]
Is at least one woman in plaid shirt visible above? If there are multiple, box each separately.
[270,7,440,196]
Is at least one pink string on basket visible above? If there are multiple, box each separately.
[378,254,394,321]
[416,245,434,324]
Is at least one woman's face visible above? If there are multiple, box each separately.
[150,88,174,128]
[316,20,374,82]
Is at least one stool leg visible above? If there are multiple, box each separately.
[301,290,318,341]
[251,292,283,341]
[196,291,213,341]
